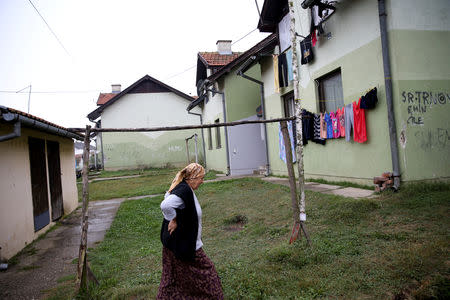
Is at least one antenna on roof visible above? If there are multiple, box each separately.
[16,84,32,114]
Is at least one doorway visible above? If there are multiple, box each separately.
[28,137,50,231]
[47,140,63,221]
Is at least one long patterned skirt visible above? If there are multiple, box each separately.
[157,247,224,300]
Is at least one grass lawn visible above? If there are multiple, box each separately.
[77,168,219,201]
[52,178,449,299]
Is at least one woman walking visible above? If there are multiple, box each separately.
[157,163,223,299]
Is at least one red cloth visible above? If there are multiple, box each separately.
[353,98,367,143]
[311,30,317,47]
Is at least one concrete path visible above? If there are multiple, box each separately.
[261,177,375,198]
[0,199,125,300]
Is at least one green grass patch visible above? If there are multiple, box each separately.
[92,167,176,179]
[57,274,76,283]
[78,168,219,201]
[58,178,449,299]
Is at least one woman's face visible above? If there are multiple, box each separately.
[186,172,205,190]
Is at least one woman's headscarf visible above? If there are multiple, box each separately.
[168,163,205,192]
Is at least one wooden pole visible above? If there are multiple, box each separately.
[289,0,311,246]
[67,117,296,133]
[280,121,300,224]
[280,121,302,244]
[77,125,91,290]
[185,138,190,164]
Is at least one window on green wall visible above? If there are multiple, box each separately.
[283,91,297,145]
[207,127,212,150]
[317,69,344,113]
[215,119,221,149]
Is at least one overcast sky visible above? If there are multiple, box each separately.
[0,0,269,127]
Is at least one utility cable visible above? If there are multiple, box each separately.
[164,28,260,81]
[28,0,70,56]
[0,90,97,94]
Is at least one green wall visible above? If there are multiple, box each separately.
[390,30,450,181]
[225,64,263,122]
[203,64,264,173]
[103,129,203,170]
[263,29,450,183]
[204,116,228,173]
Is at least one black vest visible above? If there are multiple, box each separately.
[160,180,198,261]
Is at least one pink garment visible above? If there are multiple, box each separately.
[337,107,345,138]
[311,30,317,47]
[330,111,340,138]
[320,113,327,139]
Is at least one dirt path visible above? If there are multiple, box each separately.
[0,199,124,300]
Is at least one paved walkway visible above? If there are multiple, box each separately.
[0,199,125,300]
[206,174,375,199]
[261,177,375,198]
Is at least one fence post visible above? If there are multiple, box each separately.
[77,125,90,289]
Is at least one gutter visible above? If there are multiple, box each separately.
[236,56,271,176]
[0,106,83,141]
[187,110,207,169]
[378,0,401,190]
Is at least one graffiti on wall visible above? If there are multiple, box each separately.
[400,90,449,152]
[401,90,449,125]
[414,128,449,151]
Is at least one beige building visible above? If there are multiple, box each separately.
[0,106,83,260]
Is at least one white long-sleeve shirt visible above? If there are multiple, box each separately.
[160,190,203,250]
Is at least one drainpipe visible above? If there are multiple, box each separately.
[378,0,401,190]
[207,88,231,176]
[237,56,271,176]
[0,121,21,142]
[188,111,207,169]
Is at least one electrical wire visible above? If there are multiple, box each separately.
[28,0,70,56]
[0,90,97,94]
[164,28,260,81]
[232,28,258,45]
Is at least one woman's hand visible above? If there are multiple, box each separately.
[168,218,177,235]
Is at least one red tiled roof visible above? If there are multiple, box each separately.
[97,93,117,105]
[198,52,242,67]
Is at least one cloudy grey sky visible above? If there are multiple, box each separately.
[0,0,269,127]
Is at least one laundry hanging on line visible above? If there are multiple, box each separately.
[279,121,297,164]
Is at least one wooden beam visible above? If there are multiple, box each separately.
[67,117,295,133]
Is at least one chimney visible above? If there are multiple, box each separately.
[111,84,121,94]
[216,40,232,55]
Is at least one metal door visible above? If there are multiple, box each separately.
[28,137,50,231]
[228,115,267,176]
[47,140,63,221]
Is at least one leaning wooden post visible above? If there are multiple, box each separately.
[77,125,91,290]
[289,0,311,245]
[185,138,190,164]
[280,121,301,244]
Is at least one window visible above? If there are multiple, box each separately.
[207,127,213,150]
[215,119,221,149]
[283,92,295,118]
[283,92,297,145]
[317,69,344,113]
